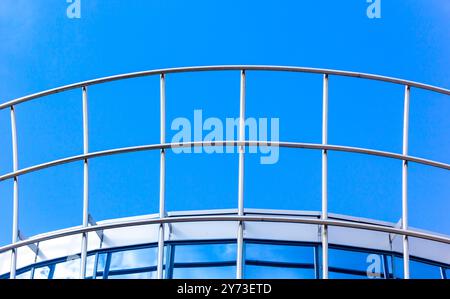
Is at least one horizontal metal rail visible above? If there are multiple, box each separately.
[1,214,450,255]
[0,141,448,182]
[0,65,449,110]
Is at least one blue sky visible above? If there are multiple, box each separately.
[0,0,449,246]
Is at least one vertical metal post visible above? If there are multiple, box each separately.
[157,73,166,279]
[236,70,246,279]
[10,106,19,279]
[402,85,410,279]
[321,74,329,279]
[80,86,89,279]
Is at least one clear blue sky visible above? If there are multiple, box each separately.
[0,0,449,246]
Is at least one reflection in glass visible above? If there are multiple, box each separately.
[109,247,157,271]
[170,242,236,279]
[329,248,386,279]
[245,242,315,279]
[33,266,52,279]
[53,257,80,279]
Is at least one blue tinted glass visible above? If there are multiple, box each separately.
[33,265,52,279]
[392,256,405,279]
[445,268,450,279]
[170,243,236,279]
[245,266,314,279]
[329,248,385,279]
[95,253,108,274]
[172,266,236,279]
[108,272,156,279]
[244,243,315,279]
[16,270,32,279]
[410,260,443,279]
[173,243,236,263]
[109,247,157,271]
[245,243,313,263]
[328,272,367,279]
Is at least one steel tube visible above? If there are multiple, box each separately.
[80,86,89,279]
[236,70,246,279]
[9,106,19,279]
[0,141,449,184]
[157,74,166,279]
[402,85,410,279]
[321,74,329,279]
[2,214,450,256]
[1,65,448,110]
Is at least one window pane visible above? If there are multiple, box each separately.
[109,247,157,272]
[108,272,156,279]
[246,243,313,263]
[16,270,32,279]
[33,265,52,279]
[328,272,367,279]
[410,260,443,279]
[173,243,236,263]
[171,243,236,279]
[329,248,385,279]
[391,256,404,279]
[245,265,313,279]
[53,258,80,279]
[245,243,315,279]
[172,266,236,279]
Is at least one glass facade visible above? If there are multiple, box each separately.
[2,241,448,279]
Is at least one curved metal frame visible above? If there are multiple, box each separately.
[0,65,449,280]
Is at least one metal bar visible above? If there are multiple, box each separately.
[321,74,329,279]
[0,141,448,183]
[1,65,448,110]
[402,85,410,279]
[157,74,166,279]
[17,230,43,258]
[382,254,389,279]
[313,246,320,279]
[9,106,19,279]
[2,141,448,184]
[2,215,450,255]
[441,267,447,279]
[92,252,99,279]
[164,244,175,279]
[102,252,111,279]
[236,70,246,279]
[80,86,89,279]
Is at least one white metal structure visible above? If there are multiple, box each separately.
[0,66,449,279]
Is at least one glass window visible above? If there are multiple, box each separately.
[108,272,156,279]
[172,266,236,279]
[410,260,443,279]
[33,265,53,279]
[329,248,386,279]
[245,266,313,279]
[173,243,236,263]
[53,256,80,279]
[170,243,236,279]
[109,247,157,271]
[244,243,315,279]
[16,270,32,279]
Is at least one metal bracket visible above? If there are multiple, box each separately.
[389,218,403,245]
[18,230,45,260]
[88,213,104,242]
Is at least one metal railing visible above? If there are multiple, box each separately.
[0,65,449,279]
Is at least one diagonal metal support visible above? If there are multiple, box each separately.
[88,213,104,241]
[17,230,45,260]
